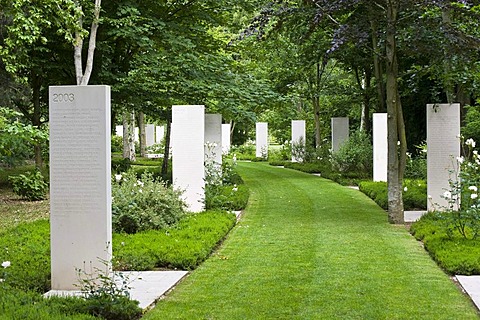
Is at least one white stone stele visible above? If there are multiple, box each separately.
[156,125,165,144]
[49,85,112,291]
[291,120,306,162]
[427,103,460,211]
[172,105,205,213]
[115,125,123,137]
[146,124,155,147]
[205,114,223,166]
[134,127,139,142]
[221,123,231,154]
[256,122,268,158]
[373,113,388,182]
[331,117,349,153]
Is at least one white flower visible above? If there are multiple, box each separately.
[428,195,433,200]
[1,261,10,268]
[397,141,401,146]
[457,156,464,164]
[232,187,238,192]
[471,194,478,200]
[466,138,476,148]
[115,174,122,182]
[139,189,143,193]
[137,181,144,187]
[443,191,452,199]
[404,187,408,192]
[469,186,478,192]
[121,242,125,246]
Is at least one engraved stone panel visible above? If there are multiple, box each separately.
[291,120,306,162]
[115,125,123,137]
[373,113,388,182]
[256,122,268,158]
[222,123,231,154]
[205,114,222,166]
[156,126,165,144]
[331,117,349,153]
[172,105,205,213]
[146,124,155,147]
[49,85,112,290]
[427,103,460,211]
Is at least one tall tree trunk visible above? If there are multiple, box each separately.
[138,112,146,157]
[32,73,43,168]
[370,7,386,113]
[386,0,405,224]
[356,67,372,133]
[442,6,455,103]
[74,0,102,85]
[313,95,321,148]
[162,110,172,178]
[122,111,136,161]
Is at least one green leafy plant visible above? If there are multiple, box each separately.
[358,179,426,210]
[9,169,48,201]
[75,257,142,320]
[112,170,186,234]
[331,130,372,176]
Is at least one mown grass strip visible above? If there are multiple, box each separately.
[145,162,478,319]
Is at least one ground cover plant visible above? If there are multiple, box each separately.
[144,162,478,319]
[358,179,427,210]
[410,212,480,275]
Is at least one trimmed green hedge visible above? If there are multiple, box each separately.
[358,179,426,210]
[411,212,480,275]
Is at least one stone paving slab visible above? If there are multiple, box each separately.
[404,211,426,222]
[45,270,188,310]
[456,275,480,310]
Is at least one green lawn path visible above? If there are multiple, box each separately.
[144,162,479,319]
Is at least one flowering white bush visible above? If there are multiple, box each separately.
[436,137,480,239]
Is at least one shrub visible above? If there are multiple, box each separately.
[331,130,372,177]
[9,169,48,201]
[405,141,427,180]
[113,211,236,270]
[358,179,426,210]
[205,184,249,211]
[111,135,123,153]
[462,105,480,144]
[112,157,132,173]
[411,212,480,275]
[112,170,186,234]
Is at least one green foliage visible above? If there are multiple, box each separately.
[75,259,142,320]
[462,105,480,143]
[331,130,372,177]
[113,211,236,271]
[405,142,427,180]
[358,180,427,210]
[230,144,256,161]
[112,170,185,234]
[205,184,249,211]
[112,157,132,173]
[0,108,48,167]
[9,169,48,201]
[111,135,123,153]
[0,219,50,292]
[411,212,480,275]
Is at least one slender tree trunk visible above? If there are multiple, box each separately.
[32,73,43,168]
[370,8,386,113]
[386,0,404,224]
[356,67,372,133]
[442,6,455,103]
[313,96,321,148]
[162,110,172,178]
[122,111,136,161]
[74,0,102,85]
[138,112,146,157]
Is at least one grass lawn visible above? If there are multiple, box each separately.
[145,162,478,319]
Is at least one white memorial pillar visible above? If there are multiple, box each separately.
[373,113,388,182]
[205,114,223,166]
[156,125,165,144]
[172,105,205,213]
[331,117,349,153]
[291,120,306,162]
[427,103,460,211]
[146,124,155,147]
[221,123,231,155]
[115,125,123,137]
[256,122,268,158]
[49,85,112,290]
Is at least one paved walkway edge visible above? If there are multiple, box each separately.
[456,275,480,310]
[45,270,188,310]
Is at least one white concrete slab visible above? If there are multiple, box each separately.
[45,271,188,310]
[456,275,480,310]
[404,211,426,222]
